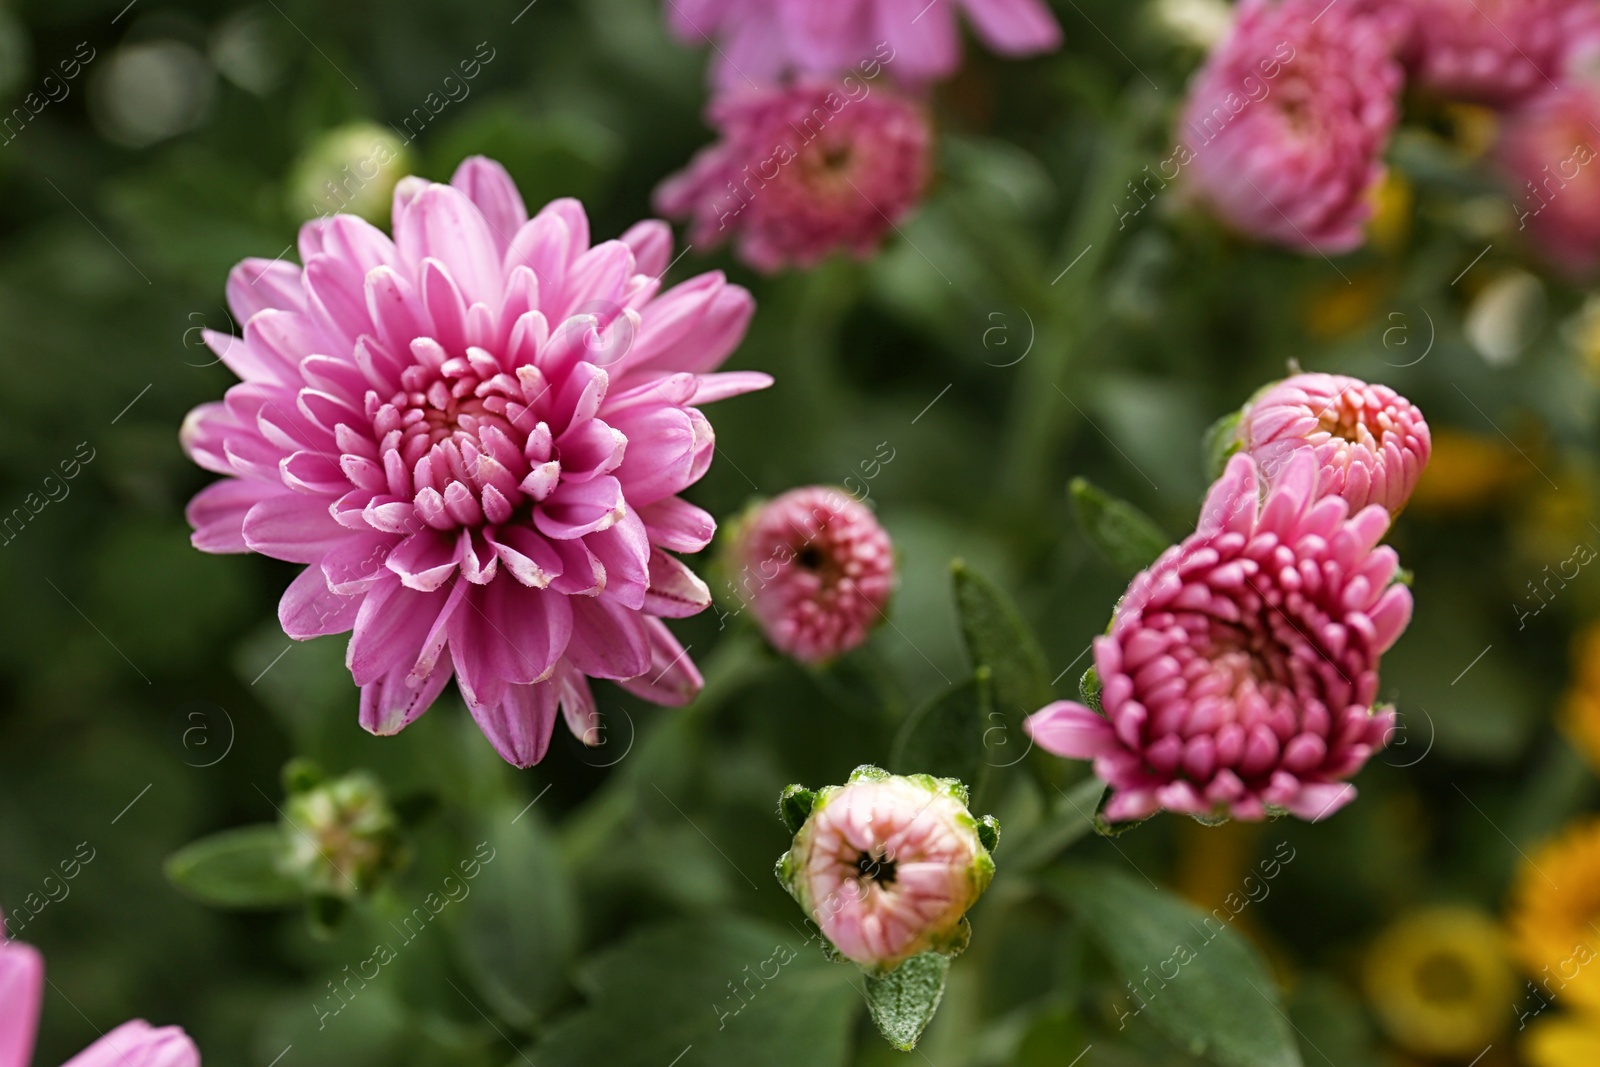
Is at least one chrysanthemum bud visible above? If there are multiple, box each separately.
[1237,372,1432,515]
[725,487,895,664]
[775,766,998,975]
[278,765,402,899]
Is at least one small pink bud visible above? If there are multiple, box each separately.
[1237,372,1431,516]
[777,767,998,974]
[725,487,895,664]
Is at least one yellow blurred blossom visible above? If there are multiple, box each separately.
[1362,906,1515,1058]
[1408,429,1524,512]
[1523,1013,1600,1067]
[1443,103,1500,160]
[1302,270,1389,339]
[1507,820,1600,1016]
[1367,170,1413,255]
[1560,625,1600,772]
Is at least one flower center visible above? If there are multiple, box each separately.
[855,849,897,885]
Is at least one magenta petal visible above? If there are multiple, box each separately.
[243,494,349,564]
[637,497,716,553]
[279,565,361,639]
[565,597,652,680]
[60,1022,199,1067]
[692,371,774,404]
[360,649,453,736]
[1026,702,1120,758]
[467,680,560,768]
[553,662,601,744]
[0,939,43,1067]
[386,529,464,592]
[449,580,574,695]
[619,219,673,277]
[227,257,304,321]
[1283,782,1357,822]
[450,156,529,248]
[397,184,503,308]
[616,618,703,705]
[346,576,446,686]
[187,479,281,553]
[642,549,712,618]
[958,0,1062,53]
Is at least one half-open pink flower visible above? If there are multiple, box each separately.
[1,908,200,1067]
[655,80,931,273]
[725,486,895,663]
[776,767,998,974]
[1177,0,1403,253]
[1498,79,1600,276]
[1237,373,1432,515]
[181,157,771,767]
[1026,452,1408,823]
[665,0,1061,89]
[1398,0,1600,109]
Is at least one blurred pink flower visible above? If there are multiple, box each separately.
[1,909,199,1067]
[1398,0,1600,108]
[727,486,895,663]
[1026,452,1408,823]
[1177,0,1403,253]
[655,81,931,272]
[182,157,771,767]
[1238,373,1432,515]
[664,0,1061,89]
[777,769,995,973]
[1499,79,1600,276]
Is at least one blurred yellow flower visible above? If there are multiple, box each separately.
[287,122,412,225]
[1368,170,1413,255]
[1302,270,1389,339]
[1408,429,1523,512]
[1507,820,1600,1015]
[1523,1013,1600,1067]
[1362,906,1515,1058]
[1560,626,1600,772]
[1443,103,1500,160]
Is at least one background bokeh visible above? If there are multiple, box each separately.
[0,1,1595,1066]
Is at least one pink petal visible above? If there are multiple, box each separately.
[279,565,362,639]
[565,596,653,680]
[467,679,560,768]
[226,258,304,322]
[360,648,454,736]
[449,580,574,701]
[642,548,712,618]
[396,184,503,308]
[450,156,529,248]
[620,220,674,277]
[242,494,349,564]
[638,497,717,553]
[187,480,282,553]
[0,938,43,1067]
[958,0,1062,54]
[616,618,703,705]
[1026,701,1120,758]
[60,1022,199,1067]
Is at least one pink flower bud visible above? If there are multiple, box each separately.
[726,487,895,664]
[655,81,931,273]
[777,768,998,974]
[1026,451,1409,824]
[1237,372,1432,515]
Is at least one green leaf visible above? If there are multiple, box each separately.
[1046,867,1302,1067]
[1069,479,1170,578]
[456,805,578,1027]
[889,671,989,785]
[535,918,861,1067]
[864,951,951,1051]
[163,825,303,909]
[1202,409,1243,483]
[951,561,1052,724]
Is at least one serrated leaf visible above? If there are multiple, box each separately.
[1046,867,1303,1067]
[864,951,951,1051]
[1203,410,1244,482]
[1069,479,1170,578]
[890,672,989,785]
[457,805,578,1027]
[951,561,1052,723]
[164,825,303,909]
[535,918,860,1067]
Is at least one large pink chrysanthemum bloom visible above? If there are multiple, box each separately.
[725,486,895,663]
[777,767,997,974]
[655,81,931,272]
[1026,451,1408,823]
[182,157,771,767]
[1498,80,1600,276]
[1177,0,1403,253]
[1237,373,1432,515]
[1,909,200,1067]
[664,0,1061,90]
[1397,0,1600,109]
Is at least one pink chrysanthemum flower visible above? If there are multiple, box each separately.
[655,81,931,272]
[182,157,772,767]
[1177,0,1403,253]
[1498,80,1600,276]
[777,767,997,973]
[1,908,200,1067]
[1026,451,1409,823]
[1237,373,1432,515]
[664,0,1061,90]
[1398,0,1600,109]
[726,486,895,663]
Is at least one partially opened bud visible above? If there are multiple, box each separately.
[725,487,895,664]
[278,764,403,899]
[1236,372,1431,515]
[776,766,998,975]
